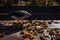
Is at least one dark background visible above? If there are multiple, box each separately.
[0,6,60,20]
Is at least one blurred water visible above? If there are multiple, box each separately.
[47,23,60,29]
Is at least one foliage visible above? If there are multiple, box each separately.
[0,0,58,6]
[19,0,57,6]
